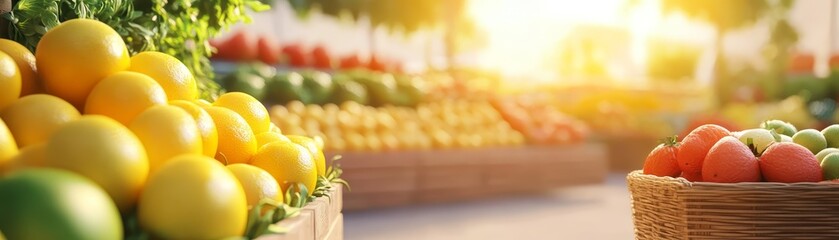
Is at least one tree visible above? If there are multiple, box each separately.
[649,0,795,104]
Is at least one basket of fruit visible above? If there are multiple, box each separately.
[628,120,839,239]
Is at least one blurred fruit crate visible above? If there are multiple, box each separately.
[258,183,344,240]
[602,136,659,172]
[330,143,608,211]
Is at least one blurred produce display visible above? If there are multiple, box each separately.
[270,100,526,151]
[490,95,589,145]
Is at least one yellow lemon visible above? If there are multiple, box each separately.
[0,39,39,96]
[269,123,283,134]
[0,94,80,147]
[43,116,148,212]
[213,92,270,134]
[255,132,291,147]
[192,99,212,108]
[285,135,326,177]
[129,105,202,175]
[250,141,317,195]
[226,163,283,208]
[0,52,20,111]
[127,51,197,100]
[36,19,130,108]
[202,107,257,165]
[84,71,167,125]
[169,100,218,157]
[138,154,247,239]
[0,118,17,173]
[6,143,46,173]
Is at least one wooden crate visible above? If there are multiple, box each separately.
[331,143,608,211]
[258,184,344,240]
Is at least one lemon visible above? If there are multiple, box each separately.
[203,107,257,165]
[169,100,219,157]
[192,99,212,108]
[213,92,271,134]
[285,135,326,177]
[0,94,80,147]
[128,51,197,100]
[36,19,129,108]
[737,128,776,154]
[138,154,247,239]
[129,105,202,175]
[256,132,291,147]
[0,119,17,173]
[226,163,283,208]
[84,72,167,125]
[7,143,45,173]
[43,116,148,212]
[250,141,317,195]
[0,39,38,96]
[0,52,20,111]
[269,123,283,134]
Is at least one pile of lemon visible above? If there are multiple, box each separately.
[271,99,526,151]
[0,19,325,239]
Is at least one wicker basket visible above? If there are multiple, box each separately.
[627,170,839,240]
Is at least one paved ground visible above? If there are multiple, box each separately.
[344,173,635,240]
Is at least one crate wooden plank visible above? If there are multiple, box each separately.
[324,214,344,240]
[259,184,343,240]
[336,143,608,211]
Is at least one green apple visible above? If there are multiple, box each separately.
[821,153,839,180]
[761,120,797,137]
[792,129,827,154]
[822,124,839,148]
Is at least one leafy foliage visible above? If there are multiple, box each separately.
[4,0,269,100]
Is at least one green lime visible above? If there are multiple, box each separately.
[300,70,334,104]
[821,153,839,180]
[0,169,123,239]
[816,148,839,164]
[223,72,265,100]
[265,72,311,104]
[330,74,368,105]
[761,120,797,137]
[792,129,827,154]
[738,128,776,154]
[822,124,839,148]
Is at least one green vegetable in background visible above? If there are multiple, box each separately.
[330,73,368,105]
[300,70,334,105]
[265,71,311,104]
[4,0,269,100]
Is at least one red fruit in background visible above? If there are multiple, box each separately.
[677,124,731,174]
[642,136,681,177]
[680,171,702,182]
[257,36,281,65]
[368,55,386,72]
[701,136,761,183]
[281,44,307,67]
[789,53,815,73]
[759,142,822,183]
[340,54,362,69]
[211,29,258,61]
[311,46,332,69]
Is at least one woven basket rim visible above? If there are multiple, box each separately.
[628,170,839,188]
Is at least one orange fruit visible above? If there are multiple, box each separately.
[642,136,680,177]
[0,39,39,96]
[249,141,317,195]
[169,100,219,157]
[202,107,257,165]
[702,136,761,183]
[36,19,130,108]
[129,105,203,174]
[760,142,822,183]
[213,92,270,134]
[677,124,731,174]
[84,72,167,125]
[226,163,283,208]
[0,94,80,147]
[0,51,21,110]
[127,51,197,100]
[680,171,702,182]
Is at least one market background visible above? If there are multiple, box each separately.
[209,0,839,239]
